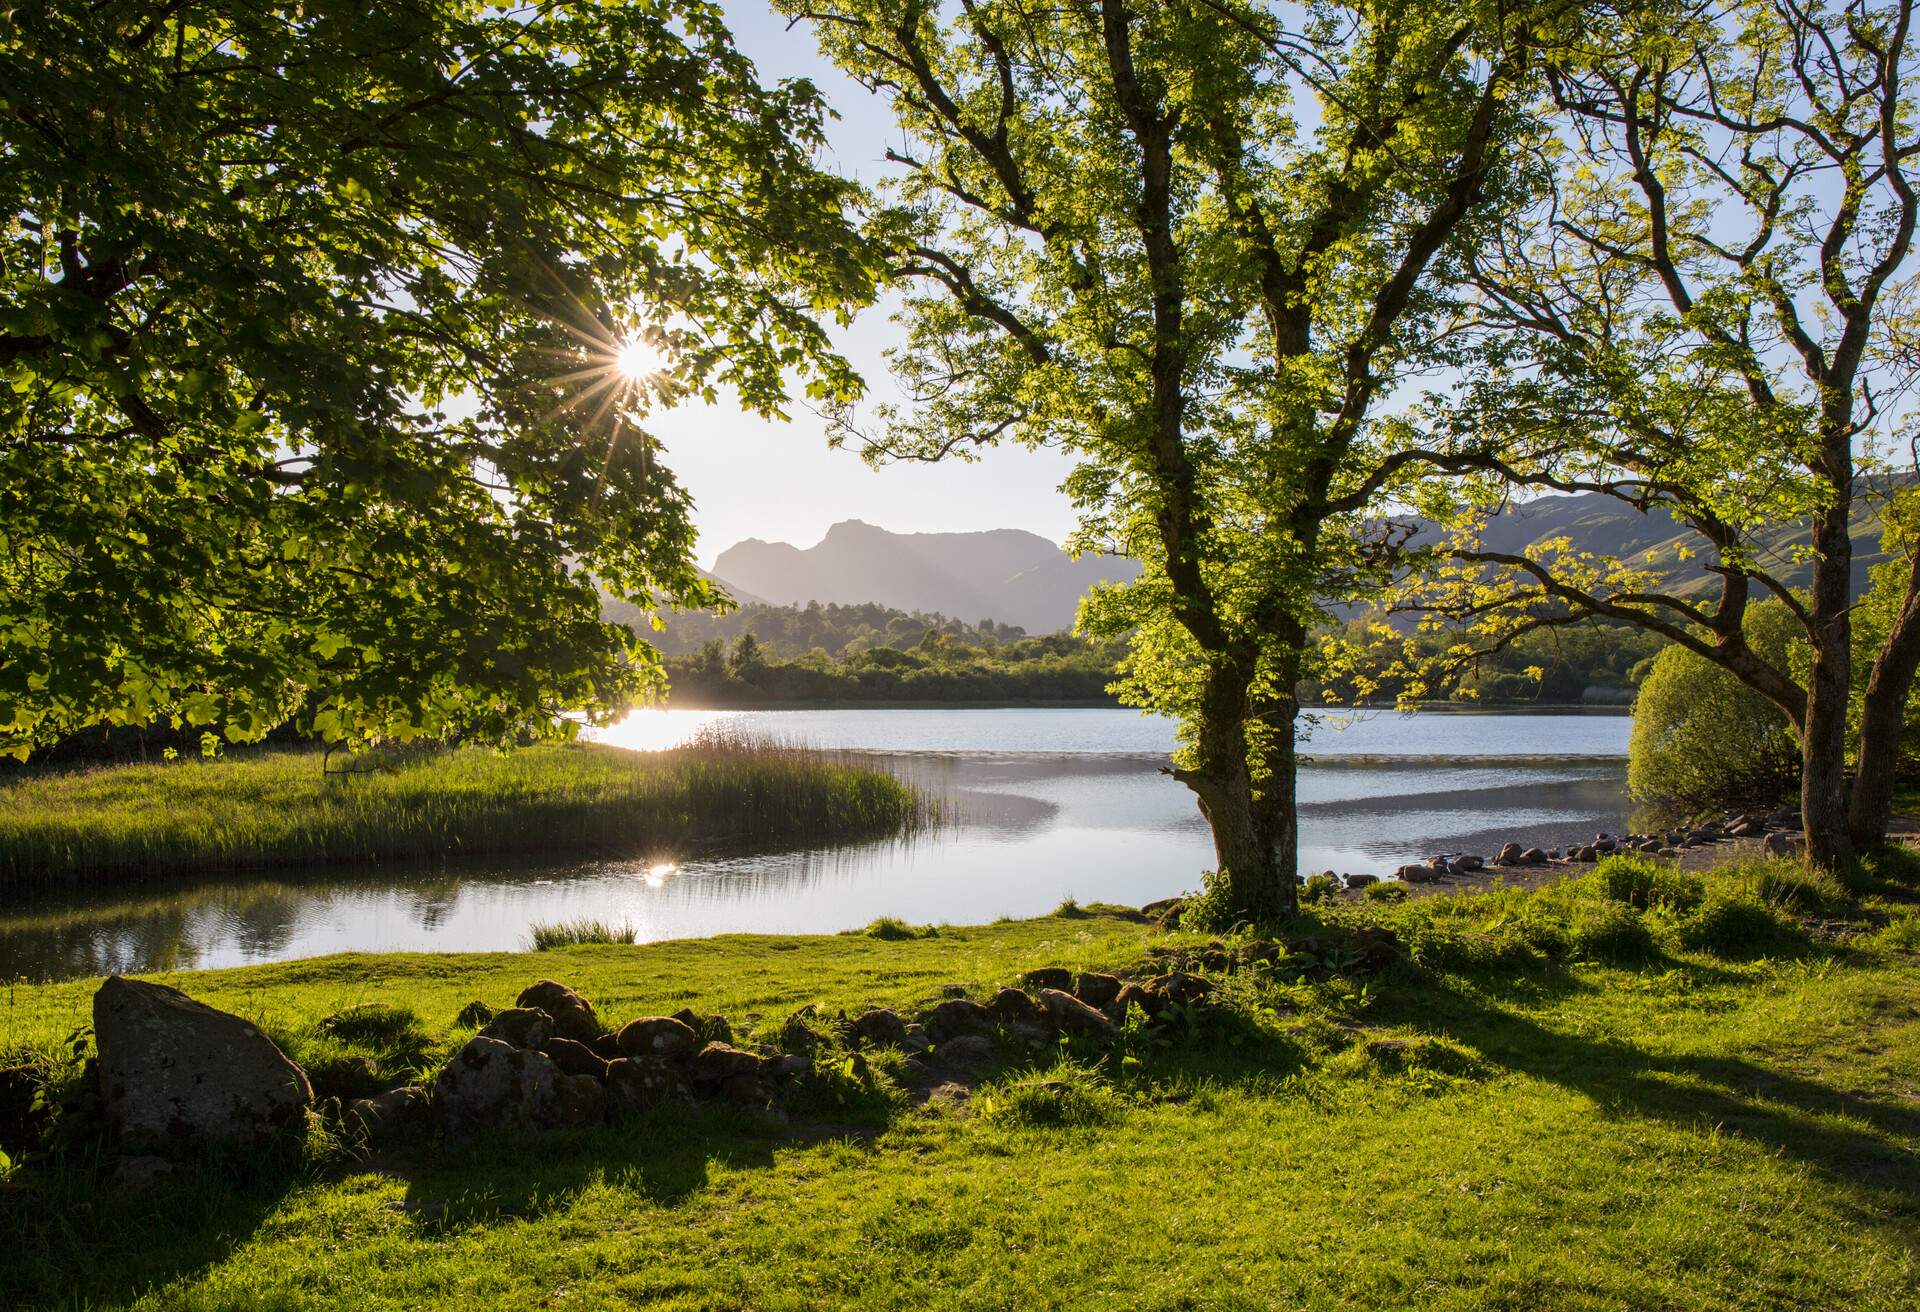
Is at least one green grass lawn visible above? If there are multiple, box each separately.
[2,859,1918,1310]
[0,740,926,885]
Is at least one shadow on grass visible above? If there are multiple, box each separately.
[1368,962,1920,1218]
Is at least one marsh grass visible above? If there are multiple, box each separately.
[527,918,637,951]
[0,738,930,885]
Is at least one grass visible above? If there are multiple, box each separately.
[527,918,638,951]
[0,738,929,885]
[2,858,1919,1310]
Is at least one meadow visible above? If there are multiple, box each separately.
[0,740,927,885]
[1,853,1916,1309]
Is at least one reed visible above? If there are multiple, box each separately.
[526,918,637,950]
[0,738,929,885]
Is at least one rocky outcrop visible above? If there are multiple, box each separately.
[93,975,313,1148]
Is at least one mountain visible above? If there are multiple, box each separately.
[708,521,1141,634]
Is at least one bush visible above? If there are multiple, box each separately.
[1680,894,1808,959]
[1300,872,1341,905]
[1628,602,1801,816]
[1570,900,1658,963]
[1598,856,1705,912]
[978,1064,1118,1129]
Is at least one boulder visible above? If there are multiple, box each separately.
[1113,981,1168,1018]
[687,1043,766,1086]
[923,997,994,1041]
[343,1085,430,1147]
[1452,855,1486,874]
[851,1008,910,1049]
[1152,971,1213,1006]
[93,975,313,1148]
[1573,846,1599,863]
[617,1016,700,1062]
[1762,831,1804,858]
[542,1037,609,1082]
[1396,863,1437,884]
[1073,972,1124,1009]
[718,1073,780,1107]
[986,988,1046,1026]
[1343,873,1379,889]
[1497,842,1524,865]
[605,1057,689,1117]
[671,1008,733,1044]
[1038,988,1117,1036]
[554,1073,607,1127]
[434,1036,571,1138]
[515,981,601,1043]
[478,1007,552,1051]
[903,1024,933,1055]
[109,1154,178,1192]
[1019,967,1074,992]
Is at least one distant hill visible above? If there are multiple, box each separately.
[708,520,1140,634]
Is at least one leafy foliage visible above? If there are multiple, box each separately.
[0,1,872,758]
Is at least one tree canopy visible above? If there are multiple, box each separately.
[0,0,871,758]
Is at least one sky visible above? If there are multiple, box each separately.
[648,2,1082,569]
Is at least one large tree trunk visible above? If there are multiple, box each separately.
[1849,558,1920,845]
[1183,664,1297,921]
[1802,494,1856,868]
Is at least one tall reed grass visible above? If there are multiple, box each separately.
[0,738,930,885]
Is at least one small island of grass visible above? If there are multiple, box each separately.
[0,740,929,886]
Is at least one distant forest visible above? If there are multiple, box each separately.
[611,600,1663,708]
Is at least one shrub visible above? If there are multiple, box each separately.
[1871,909,1920,951]
[978,1063,1118,1128]
[526,918,635,950]
[856,917,938,941]
[1680,894,1808,959]
[1598,856,1705,912]
[1300,872,1340,905]
[1364,882,1409,904]
[1570,900,1658,963]
[1628,602,1801,816]
[1745,863,1850,917]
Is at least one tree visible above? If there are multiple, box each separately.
[1409,0,1920,865]
[0,1,870,758]
[784,0,1563,918]
[728,632,765,677]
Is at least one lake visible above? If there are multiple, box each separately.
[0,707,1633,980]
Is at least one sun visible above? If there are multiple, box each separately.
[616,338,665,381]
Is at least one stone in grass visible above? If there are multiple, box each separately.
[617,1016,700,1062]
[934,1034,998,1074]
[1113,982,1168,1019]
[543,1037,609,1082]
[343,1086,430,1147]
[434,1036,594,1138]
[851,1008,910,1049]
[1152,972,1213,1006]
[686,1043,766,1086]
[922,997,995,1041]
[605,1057,690,1117]
[515,980,601,1043]
[1073,972,1124,1009]
[93,975,313,1149]
[1019,967,1074,993]
[478,1007,553,1052]
[1038,988,1117,1036]
[1397,863,1438,884]
[986,988,1047,1026]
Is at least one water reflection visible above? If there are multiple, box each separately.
[0,721,1633,981]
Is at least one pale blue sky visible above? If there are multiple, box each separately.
[651,2,1082,568]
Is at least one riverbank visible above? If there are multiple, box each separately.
[3,855,1917,1309]
[0,741,927,886]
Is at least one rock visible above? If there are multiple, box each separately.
[1019,967,1074,992]
[1353,926,1401,972]
[852,1008,910,1049]
[1573,846,1599,863]
[687,1043,765,1086]
[1149,898,1188,927]
[109,1154,178,1192]
[1453,854,1486,873]
[93,975,313,1148]
[343,1086,430,1146]
[616,1016,700,1062]
[1397,863,1437,883]
[1073,972,1123,1009]
[986,988,1046,1026]
[1762,831,1804,857]
[1497,842,1524,865]
[1152,971,1213,1005]
[515,981,601,1043]
[774,1053,813,1078]
[671,1008,732,1044]
[1343,872,1379,888]
[434,1036,567,1138]
[896,1056,935,1088]
[1593,835,1617,852]
[554,1073,607,1126]
[1113,982,1168,1018]
[1658,847,1679,858]
[588,1032,622,1061]
[718,1073,780,1107]
[923,997,994,1040]
[605,1057,689,1117]
[478,1007,552,1051]
[935,1034,997,1072]
[542,1037,609,1081]
[1038,988,1117,1036]
[903,1024,932,1055]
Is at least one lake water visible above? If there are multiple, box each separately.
[0,708,1632,980]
